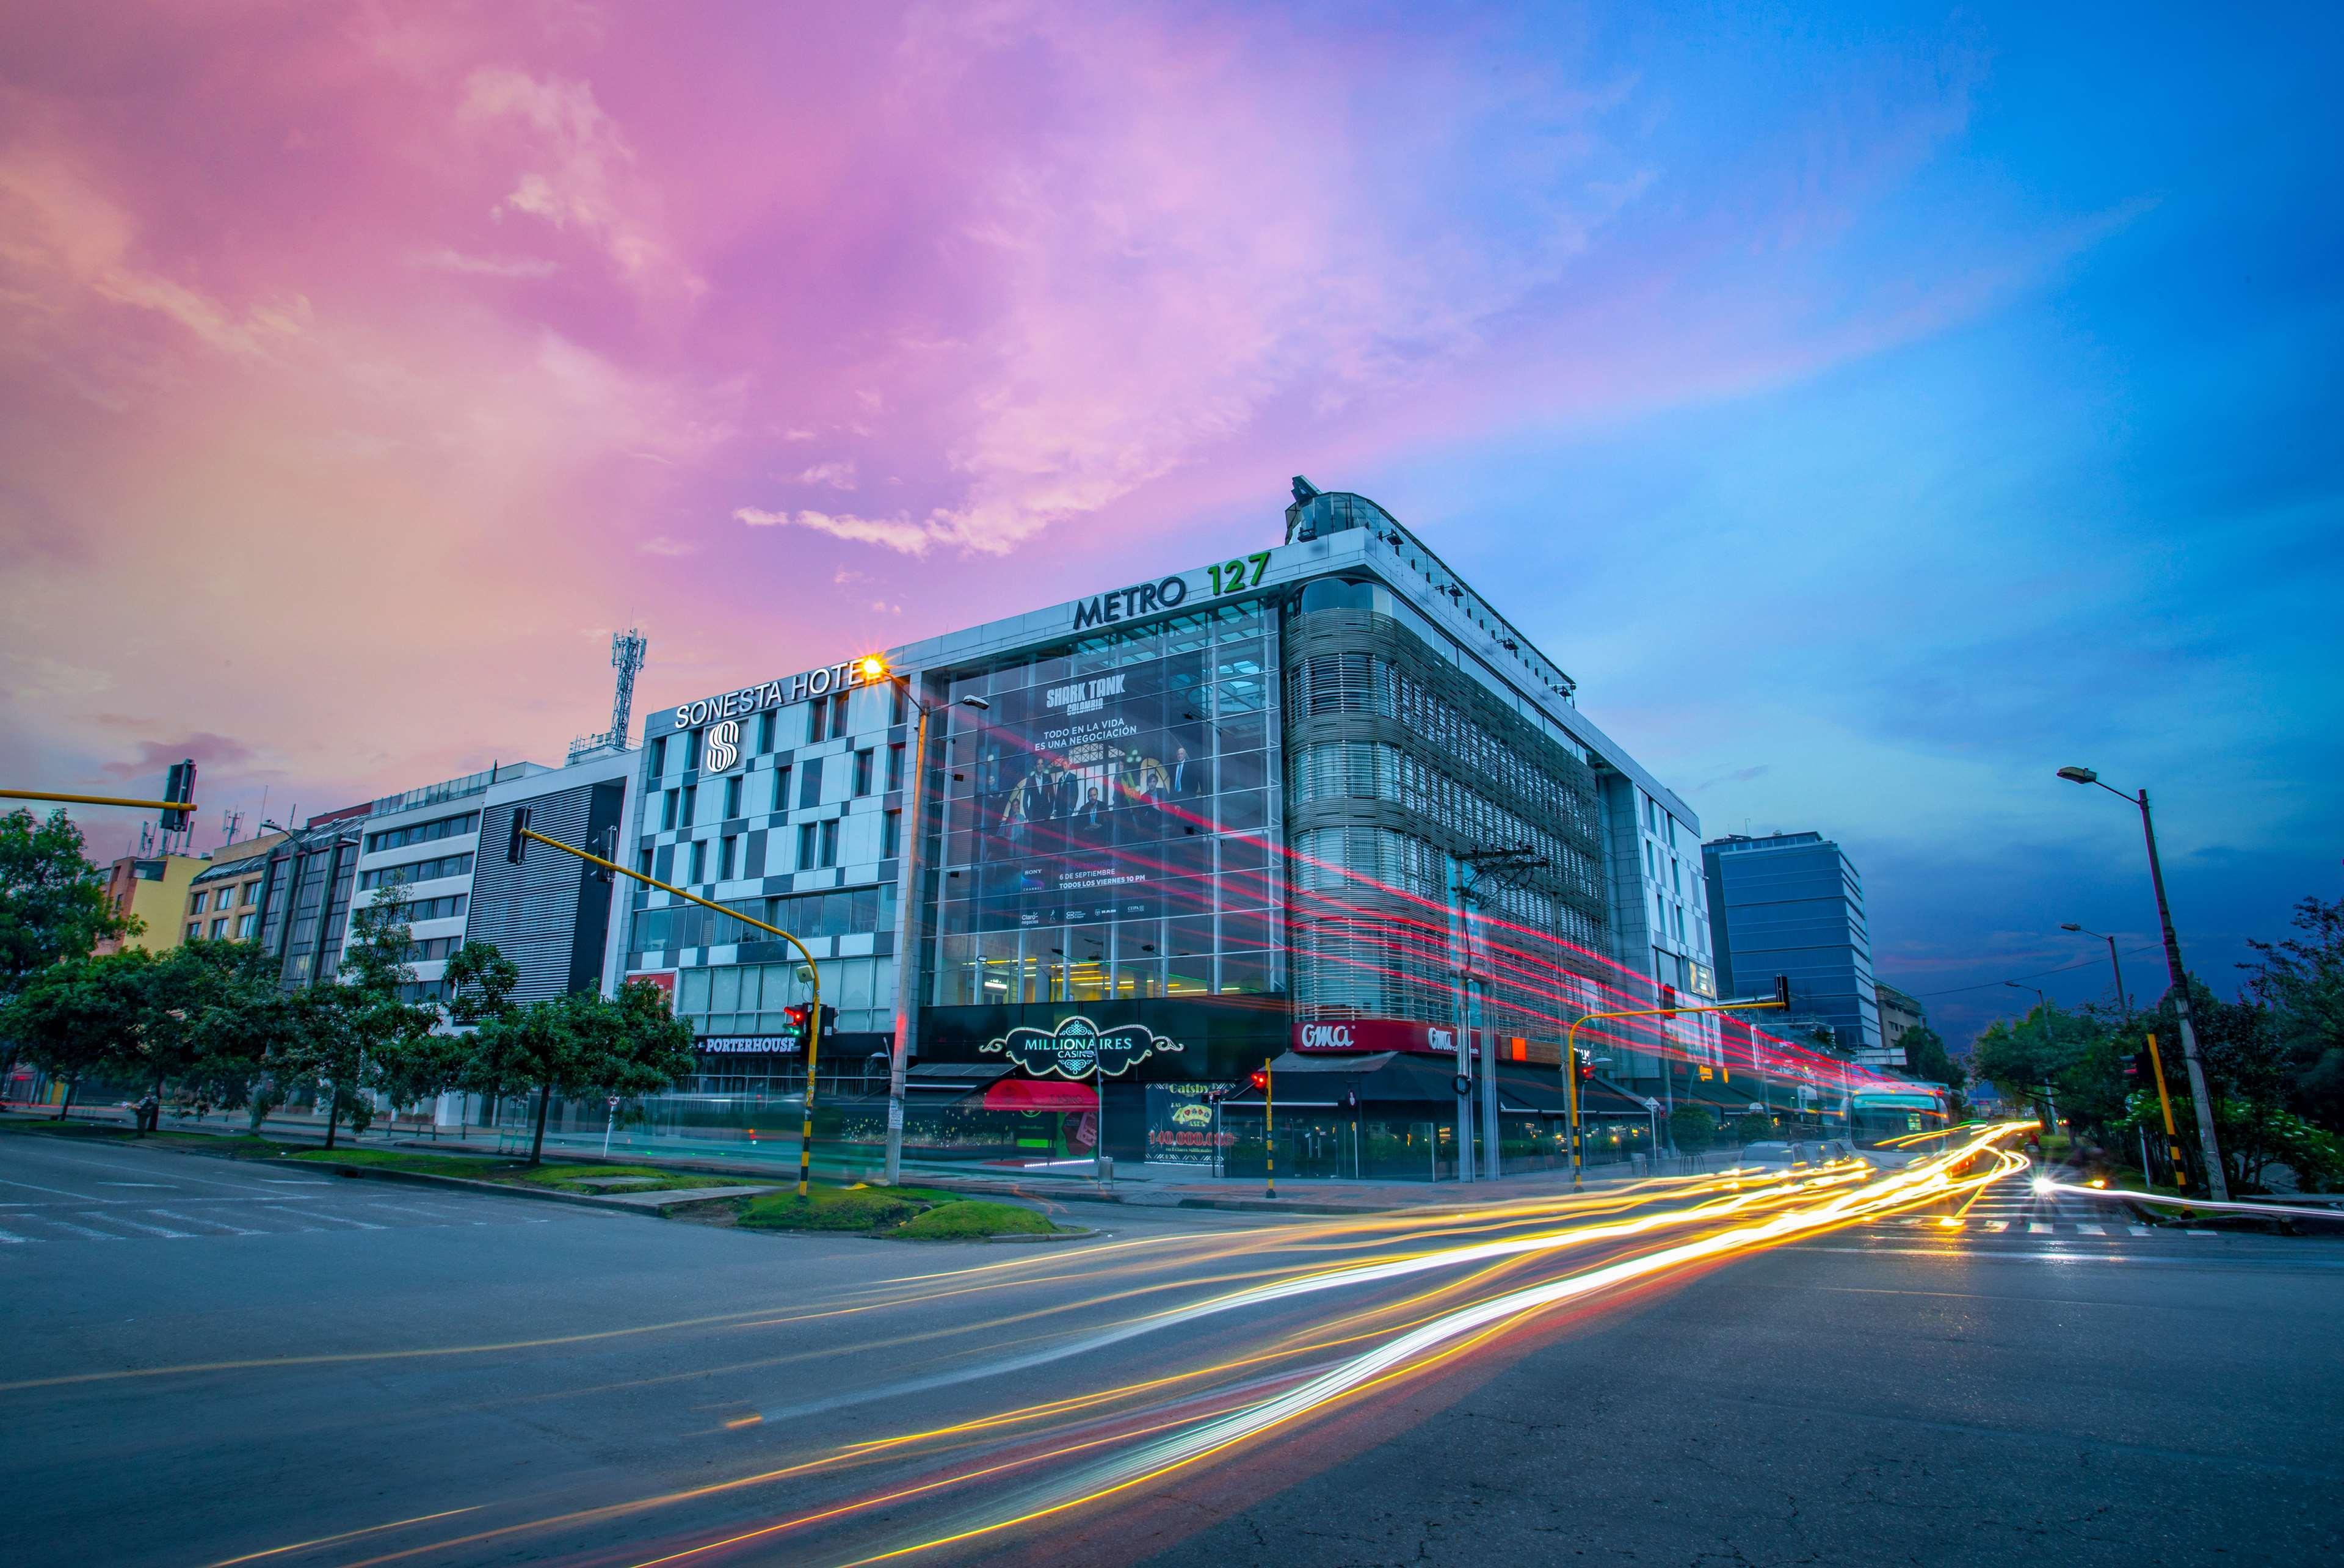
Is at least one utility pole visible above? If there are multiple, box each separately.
[1450,846,1548,1183]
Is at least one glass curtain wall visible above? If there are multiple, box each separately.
[927,601,1285,1008]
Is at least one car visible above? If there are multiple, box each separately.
[1738,1141,1809,1169]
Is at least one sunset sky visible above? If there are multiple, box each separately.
[5,2,2337,1045]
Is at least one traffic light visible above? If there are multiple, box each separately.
[1773,974,1791,1008]
[506,805,532,864]
[160,759,196,833]
[814,1003,838,1042]
[1658,983,1678,1018]
[1249,1067,1269,1094]
[1575,1050,1595,1083]
[783,1003,811,1047]
[2125,1050,2148,1084]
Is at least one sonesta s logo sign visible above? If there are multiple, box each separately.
[704,720,741,772]
[671,658,882,731]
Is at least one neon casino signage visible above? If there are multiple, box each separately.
[980,1015,1183,1079]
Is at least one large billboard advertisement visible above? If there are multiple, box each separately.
[927,600,1283,1007]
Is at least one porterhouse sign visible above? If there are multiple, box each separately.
[979,1016,1183,1080]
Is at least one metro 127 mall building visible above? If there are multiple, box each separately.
[625,480,1720,1169]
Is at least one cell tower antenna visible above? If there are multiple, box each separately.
[568,628,650,761]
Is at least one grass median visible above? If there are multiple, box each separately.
[735,1182,1065,1240]
[288,1149,746,1194]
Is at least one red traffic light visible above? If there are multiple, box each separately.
[783,1004,811,1040]
[1249,1069,1269,1093]
[1575,1051,1595,1081]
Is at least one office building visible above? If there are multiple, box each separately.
[1701,830,1883,1059]
[1873,981,1923,1070]
[181,832,288,945]
[93,850,211,954]
[624,477,1713,1163]
[466,748,641,1004]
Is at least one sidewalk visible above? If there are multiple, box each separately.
[8,1103,1738,1215]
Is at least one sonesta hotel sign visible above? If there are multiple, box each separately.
[669,658,882,731]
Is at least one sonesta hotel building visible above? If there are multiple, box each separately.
[621,479,1717,1165]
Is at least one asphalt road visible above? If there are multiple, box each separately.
[3,1127,2337,1567]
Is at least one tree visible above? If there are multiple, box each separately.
[2243,895,2344,1134]
[3,951,136,1119]
[1731,1111,1773,1145]
[466,980,697,1164]
[114,940,285,1128]
[443,940,520,1129]
[1898,1024,1965,1091]
[1,808,131,1092]
[283,883,440,1149]
[1669,1104,1716,1156]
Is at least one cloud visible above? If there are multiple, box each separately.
[734,506,945,555]
[459,67,702,299]
[405,247,560,278]
[797,459,858,490]
[637,534,698,556]
[101,733,256,781]
[1695,764,1773,791]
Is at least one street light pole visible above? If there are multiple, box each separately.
[860,656,990,1188]
[2059,923,2130,1021]
[2056,768,2228,1199]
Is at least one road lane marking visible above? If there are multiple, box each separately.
[93,1212,194,1238]
[0,1227,28,1244]
[98,1181,172,1188]
[150,1208,259,1236]
[1984,1221,2008,1232]
[40,1217,123,1241]
[2128,1225,2151,1235]
[282,1208,385,1230]
[2186,1229,2216,1236]
[2075,1224,2105,1235]
[2027,1222,2052,1234]
[0,1177,108,1200]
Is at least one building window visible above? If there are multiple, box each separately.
[832,691,850,736]
[209,918,228,938]
[689,840,707,884]
[819,818,838,868]
[886,742,904,793]
[891,683,909,726]
[189,891,206,915]
[808,702,828,744]
[853,749,874,795]
[662,789,679,830]
[363,811,479,854]
[721,835,739,880]
[244,881,263,906]
[797,822,816,869]
[799,758,823,809]
[648,735,667,777]
[757,710,775,753]
[724,774,742,819]
[684,728,703,771]
[680,785,697,827]
[637,848,653,879]
[237,913,258,939]
[186,922,201,942]
[882,809,901,858]
[772,764,792,813]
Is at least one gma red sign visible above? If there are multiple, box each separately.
[1292,1018,1460,1055]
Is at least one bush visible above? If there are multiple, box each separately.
[894,1200,1055,1239]
[1732,1112,1773,1144]
[1670,1105,1716,1155]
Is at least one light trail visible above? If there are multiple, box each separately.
[2039,1179,2344,1224]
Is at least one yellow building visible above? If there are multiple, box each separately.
[94,851,211,954]
[180,833,287,945]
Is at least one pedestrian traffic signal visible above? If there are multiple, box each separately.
[783,1003,811,1046]
[1773,974,1791,1008]
[1249,1067,1269,1094]
[160,759,196,832]
[1658,983,1678,1018]
[506,805,532,864]
[2125,1050,2148,1083]
[1575,1050,1595,1082]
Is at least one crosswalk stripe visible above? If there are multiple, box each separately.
[151,1207,258,1236]
[2027,1222,2051,1234]
[2075,1224,2105,1235]
[1985,1220,2008,1232]
[0,1227,28,1244]
[92,1212,193,1238]
[2128,1225,2150,1235]
[280,1208,385,1230]
[2186,1229,2216,1236]
[43,1217,123,1240]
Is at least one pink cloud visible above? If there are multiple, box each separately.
[0,2,2056,822]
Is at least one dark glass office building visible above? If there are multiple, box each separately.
[1701,831,1884,1058]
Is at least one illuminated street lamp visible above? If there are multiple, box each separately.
[855,654,990,1186]
[2055,765,2227,1199]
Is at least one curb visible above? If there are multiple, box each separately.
[280,1160,674,1216]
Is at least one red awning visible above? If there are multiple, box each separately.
[982,1079,1098,1111]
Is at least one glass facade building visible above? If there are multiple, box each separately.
[626,479,1714,1161]
[1700,830,1884,1058]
